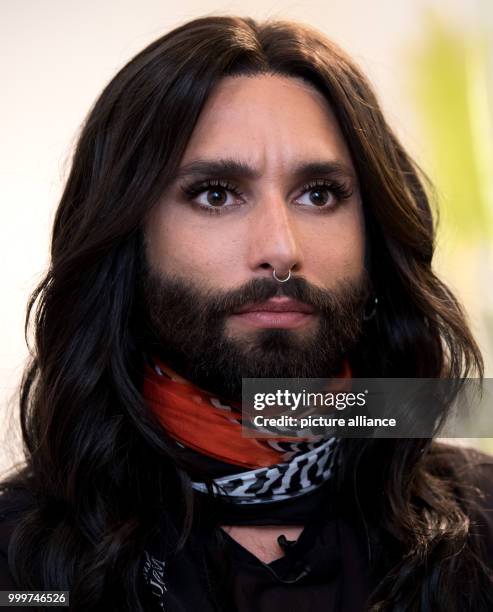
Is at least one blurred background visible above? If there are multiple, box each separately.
[1,0,492,474]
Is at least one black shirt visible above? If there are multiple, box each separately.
[1,444,493,611]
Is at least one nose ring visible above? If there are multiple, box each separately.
[272,267,292,283]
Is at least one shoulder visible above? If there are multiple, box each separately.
[428,442,493,550]
[0,483,37,589]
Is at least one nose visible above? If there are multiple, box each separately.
[247,190,302,279]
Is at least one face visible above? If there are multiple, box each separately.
[138,74,368,401]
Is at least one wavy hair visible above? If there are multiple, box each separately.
[1,15,491,611]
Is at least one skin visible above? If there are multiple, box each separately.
[144,74,365,563]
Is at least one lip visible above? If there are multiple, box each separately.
[230,297,316,329]
[233,297,315,315]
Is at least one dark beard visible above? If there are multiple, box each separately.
[135,252,370,403]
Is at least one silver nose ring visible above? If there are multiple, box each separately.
[272,267,292,283]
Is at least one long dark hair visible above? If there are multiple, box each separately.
[1,15,490,611]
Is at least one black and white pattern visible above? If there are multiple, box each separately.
[192,436,340,504]
[149,357,340,505]
[142,550,167,609]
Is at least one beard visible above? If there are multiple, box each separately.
[135,251,371,403]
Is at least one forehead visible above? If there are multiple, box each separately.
[179,74,354,172]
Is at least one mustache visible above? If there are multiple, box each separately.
[140,267,371,322]
[206,275,370,316]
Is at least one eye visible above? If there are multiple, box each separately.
[296,179,353,210]
[181,178,244,212]
[298,185,335,207]
[196,186,234,207]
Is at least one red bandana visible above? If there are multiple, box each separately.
[143,357,352,469]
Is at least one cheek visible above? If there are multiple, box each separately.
[304,208,365,286]
[144,204,243,284]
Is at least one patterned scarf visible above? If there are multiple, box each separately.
[143,356,349,504]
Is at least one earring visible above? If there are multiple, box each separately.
[363,296,378,321]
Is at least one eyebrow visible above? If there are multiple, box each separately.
[174,157,356,182]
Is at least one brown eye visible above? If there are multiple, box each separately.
[297,186,336,208]
[296,179,353,211]
[207,188,228,206]
[308,187,333,206]
[181,179,244,213]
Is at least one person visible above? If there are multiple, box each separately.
[0,14,492,612]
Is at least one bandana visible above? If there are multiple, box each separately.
[143,356,350,504]
[141,357,351,609]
